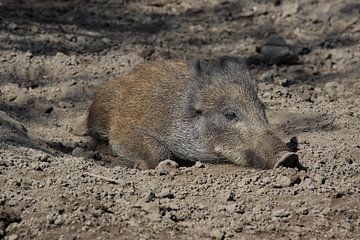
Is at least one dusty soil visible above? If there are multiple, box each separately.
[0,0,360,239]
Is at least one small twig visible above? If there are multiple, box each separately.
[83,172,120,184]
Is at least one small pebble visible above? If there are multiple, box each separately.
[155,159,178,175]
[157,189,175,199]
[144,191,156,202]
[7,234,19,240]
[272,209,290,217]
[194,161,205,168]
[296,207,309,215]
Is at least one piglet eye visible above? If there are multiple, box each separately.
[224,112,238,121]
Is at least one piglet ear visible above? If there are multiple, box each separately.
[191,56,250,83]
[218,56,243,70]
[190,58,219,87]
[192,56,245,74]
[219,56,254,85]
[190,59,202,76]
[188,91,203,117]
[218,57,250,77]
[189,59,207,116]
[190,59,208,80]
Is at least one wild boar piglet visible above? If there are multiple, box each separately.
[88,56,300,169]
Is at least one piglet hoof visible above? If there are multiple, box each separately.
[274,152,306,170]
[155,159,179,175]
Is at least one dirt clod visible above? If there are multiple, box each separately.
[261,34,299,65]
[0,208,21,239]
[155,160,179,175]
[272,209,291,218]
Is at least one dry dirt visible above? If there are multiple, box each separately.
[0,0,360,239]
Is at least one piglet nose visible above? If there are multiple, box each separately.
[274,151,305,170]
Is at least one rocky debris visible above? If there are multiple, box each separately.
[194,161,205,168]
[12,91,34,106]
[296,207,309,215]
[260,34,299,65]
[155,160,178,175]
[8,22,17,30]
[0,83,57,116]
[35,153,50,162]
[72,113,89,136]
[6,234,19,240]
[46,141,74,154]
[351,148,360,162]
[140,48,156,60]
[72,147,100,160]
[210,229,226,240]
[281,1,300,17]
[1,84,24,103]
[31,161,49,171]
[225,191,236,202]
[272,209,291,218]
[259,70,276,83]
[334,191,345,198]
[157,189,175,199]
[278,78,295,87]
[273,175,301,188]
[58,101,74,109]
[0,208,21,239]
[287,136,299,152]
[0,111,27,136]
[143,191,156,203]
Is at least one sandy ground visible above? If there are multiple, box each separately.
[0,0,360,239]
